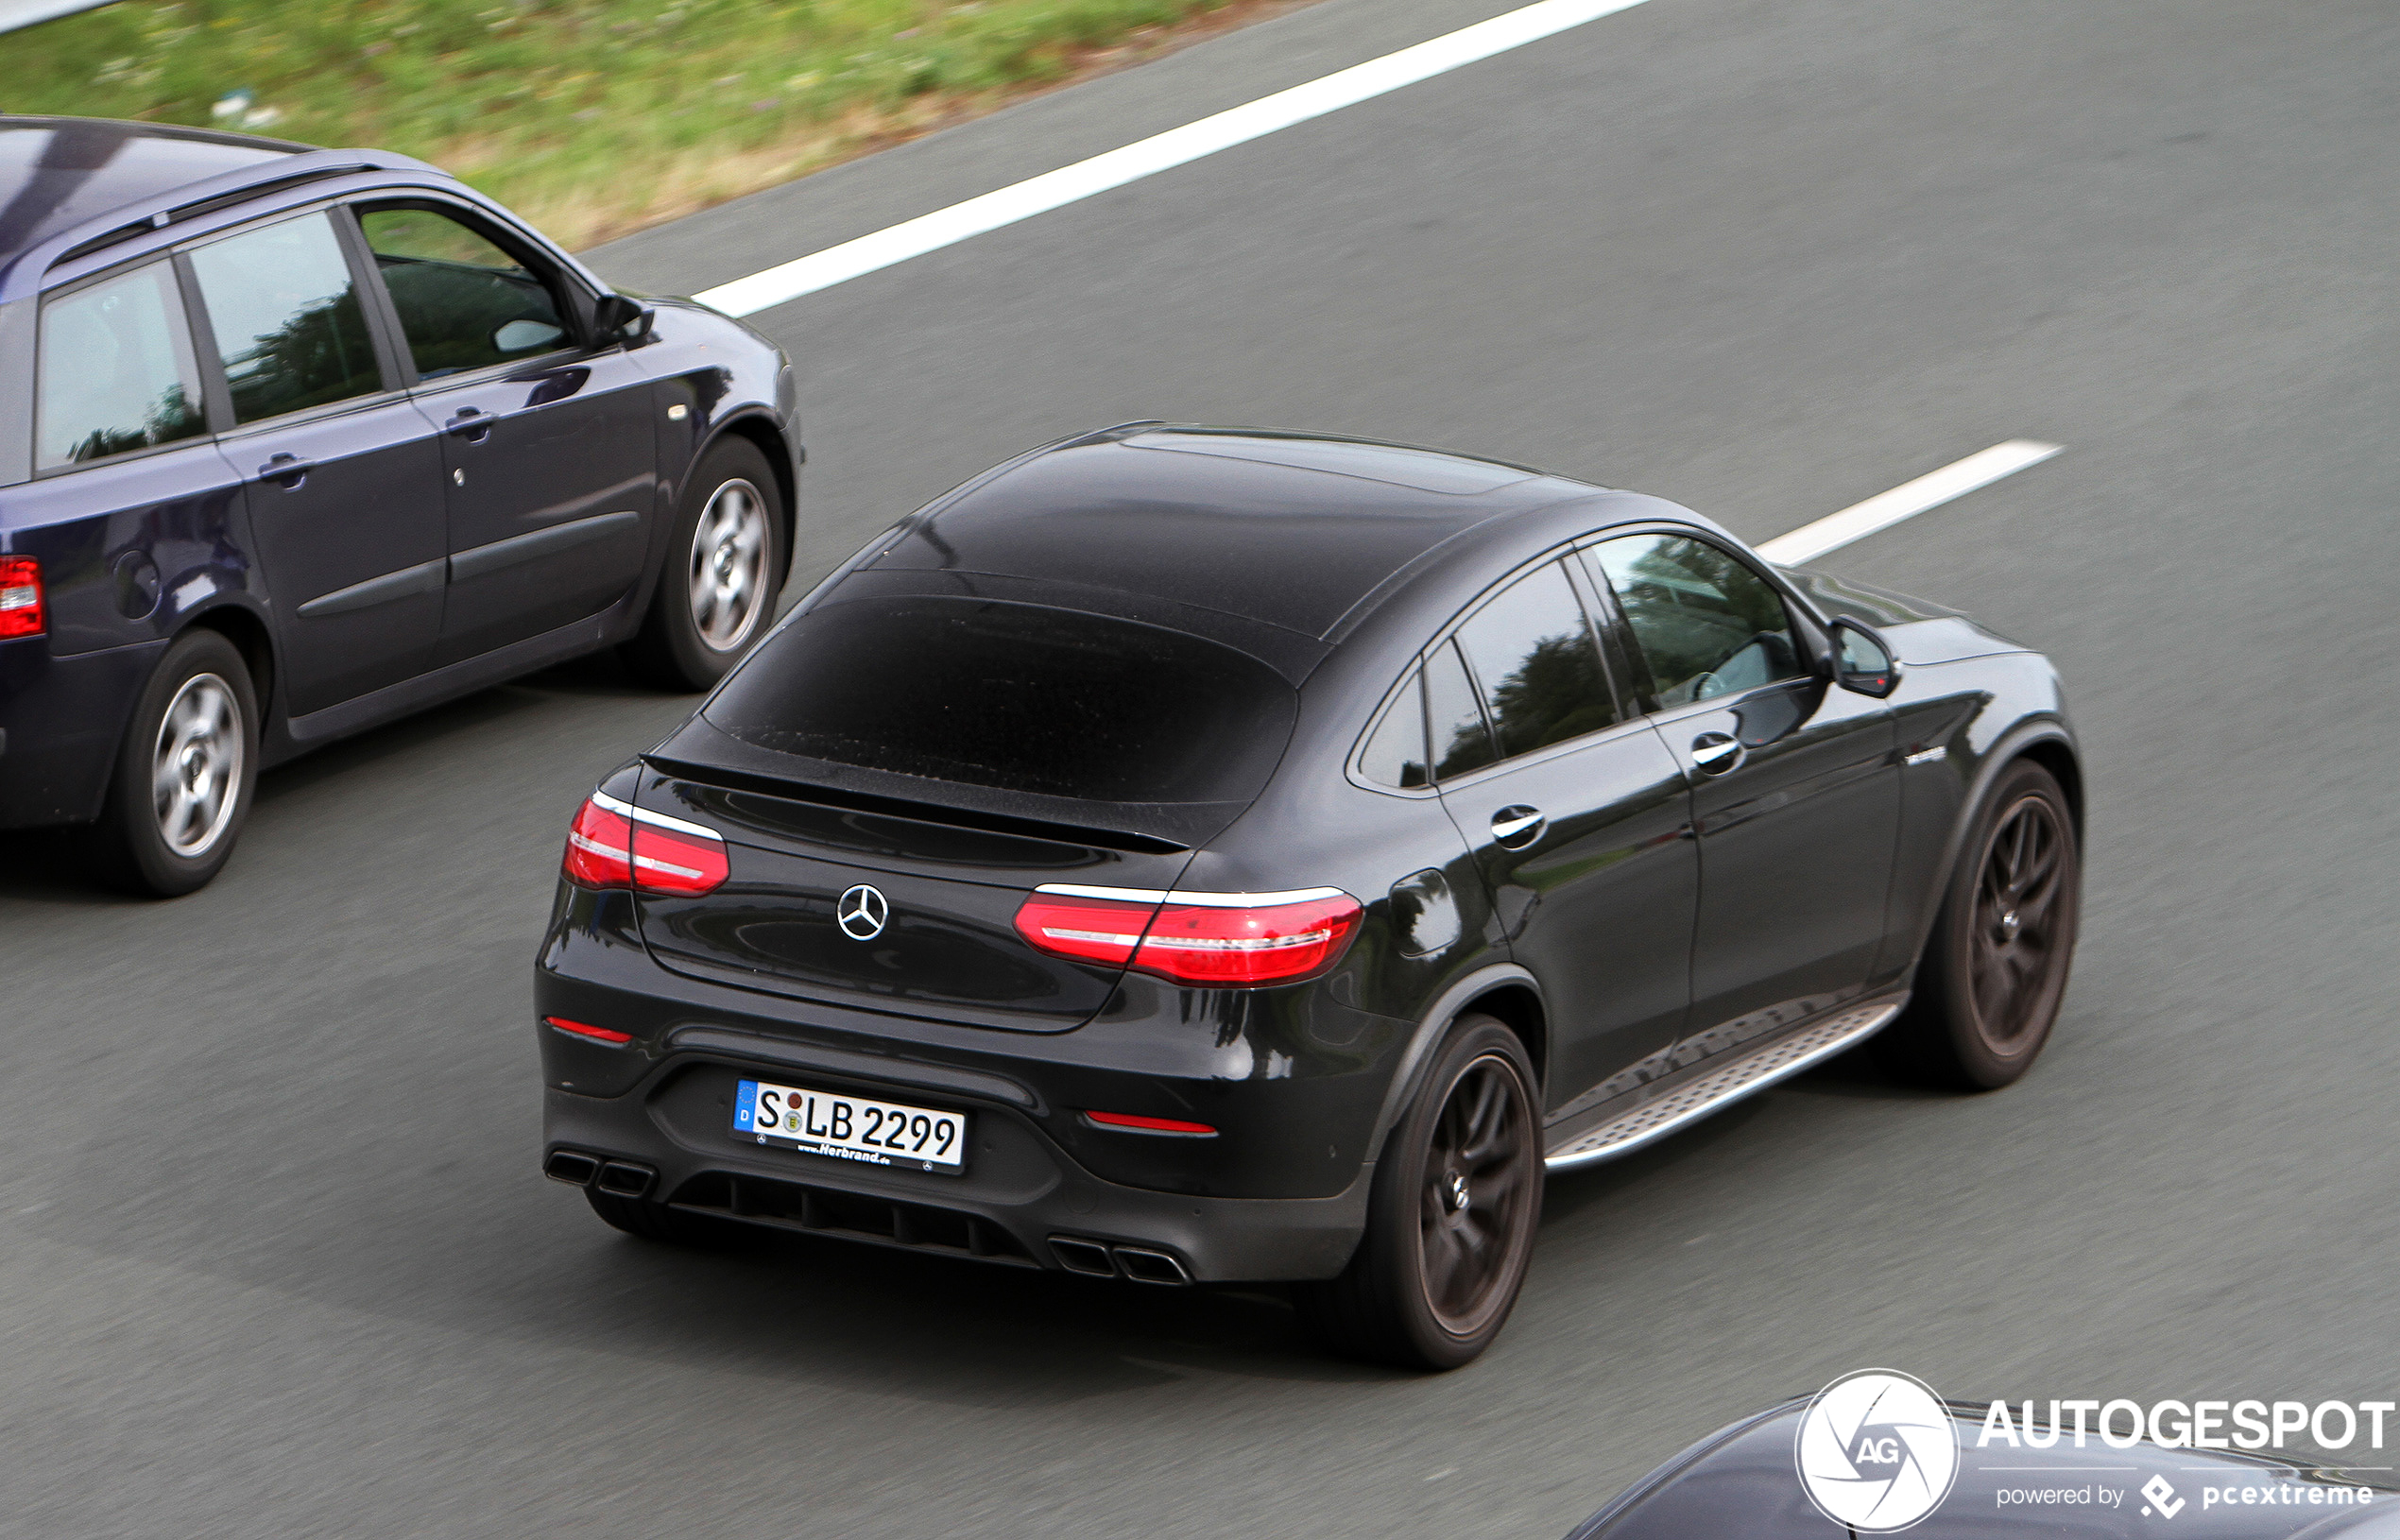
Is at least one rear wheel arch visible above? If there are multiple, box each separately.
[1462,982,1547,1097]
[1370,965,1548,1151]
[184,605,276,722]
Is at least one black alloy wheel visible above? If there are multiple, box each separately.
[91,627,259,897]
[1302,1014,1541,1370]
[1881,759,2081,1089]
[621,437,787,692]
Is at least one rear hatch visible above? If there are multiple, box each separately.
[632,760,1191,1032]
[629,585,1311,1032]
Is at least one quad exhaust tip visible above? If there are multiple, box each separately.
[543,1149,656,1199]
[543,1150,600,1186]
[595,1160,656,1198]
[1048,1236,1192,1285]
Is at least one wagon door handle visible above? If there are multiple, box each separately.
[445,407,493,442]
[1691,732,1744,775]
[1490,806,1546,849]
[257,452,311,488]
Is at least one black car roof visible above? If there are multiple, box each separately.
[869,424,1596,641]
[0,116,309,268]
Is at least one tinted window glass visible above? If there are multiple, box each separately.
[1359,672,1428,789]
[35,262,206,470]
[1426,640,1497,781]
[1453,560,1618,757]
[358,206,567,379]
[1589,535,1802,707]
[188,212,382,423]
[705,597,1297,805]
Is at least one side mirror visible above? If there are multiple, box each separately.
[492,318,565,353]
[592,293,654,345]
[1830,617,1899,697]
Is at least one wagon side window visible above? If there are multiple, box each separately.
[356,204,569,380]
[35,261,208,470]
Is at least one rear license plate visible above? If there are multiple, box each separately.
[734,1078,968,1173]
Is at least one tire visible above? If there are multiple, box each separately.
[620,437,786,691]
[583,1187,743,1248]
[1301,1015,1542,1371]
[1879,759,2081,1089]
[89,628,258,898]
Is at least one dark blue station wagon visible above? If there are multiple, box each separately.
[0,116,799,894]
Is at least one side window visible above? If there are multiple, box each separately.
[1452,559,1619,758]
[1588,534,1803,708]
[357,205,567,379]
[1358,670,1430,789]
[35,262,207,470]
[187,211,384,423]
[1426,640,1497,781]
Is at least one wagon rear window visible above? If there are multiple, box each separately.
[35,261,207,470]
[705,597,1299,805]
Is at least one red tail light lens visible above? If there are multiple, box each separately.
[1013,886,1362,987]
[0,557,44,640]
[561,791,728,895]
[1136,894,1363,984]
[563,796,633,888]
[1010,893,1157,967]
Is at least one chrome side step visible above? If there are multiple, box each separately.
[1544,1000,1902,1172]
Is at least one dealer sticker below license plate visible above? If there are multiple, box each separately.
[734,1078,968,1173]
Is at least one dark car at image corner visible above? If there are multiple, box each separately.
[537,422,2085,1369]
[0,115,800,895]
[1569,1397,2396,1539]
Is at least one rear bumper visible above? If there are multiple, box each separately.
[542,1062,1371,1284]
[535,881,1411,1283]
[0,636,161,829]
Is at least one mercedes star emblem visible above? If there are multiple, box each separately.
[836,883,889,940]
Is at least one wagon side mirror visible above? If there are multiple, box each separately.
[593,293,654,345]
[1830,617,1899,697]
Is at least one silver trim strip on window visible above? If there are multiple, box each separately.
[593,788,722,842]
[449,509,639,584]
[294,558,445,619]
[1032,883,1350,907]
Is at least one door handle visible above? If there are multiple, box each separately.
[1691,732,1744,776]
[445,407,493,442]
[257,453,310,488]
[1490,805,1546,849]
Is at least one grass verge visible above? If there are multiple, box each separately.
[0,0,1293,249]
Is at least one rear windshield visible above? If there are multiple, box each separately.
[704,597,1299,805]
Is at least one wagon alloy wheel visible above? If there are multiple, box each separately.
[1416,1053,1538,1335]
[91,628,259,897]
[150,672,244,858]
[1968,796,2067,1046]
[621,438,788,692]
[686,478,768,651]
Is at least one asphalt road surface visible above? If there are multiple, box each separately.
[7,1,2398,1534]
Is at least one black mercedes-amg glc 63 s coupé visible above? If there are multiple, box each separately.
[538,423,2082,1369]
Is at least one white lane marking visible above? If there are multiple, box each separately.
[1757,439,2063,567]
[694,0,1654,316]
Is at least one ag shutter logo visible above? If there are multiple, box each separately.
[1795,1369,1963,1532]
